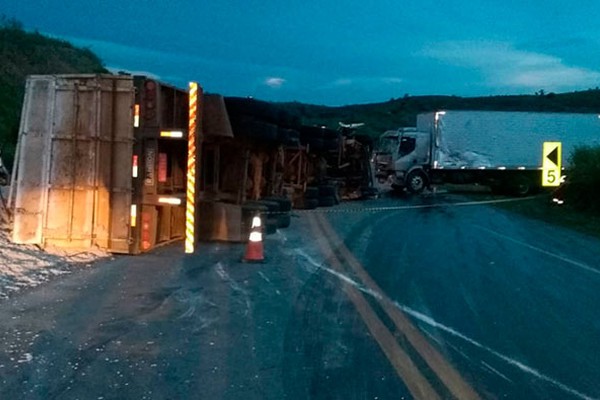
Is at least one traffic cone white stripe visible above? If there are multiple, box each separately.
[243,214,265,262]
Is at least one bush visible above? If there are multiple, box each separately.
[0,18,107,172]
[565,145,600,214]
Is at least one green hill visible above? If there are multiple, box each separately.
[3,13,600,169]
[0,16,107,169]
[277,90,600,139]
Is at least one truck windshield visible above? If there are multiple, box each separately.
[398,136,416,157]
[376,136,399,154]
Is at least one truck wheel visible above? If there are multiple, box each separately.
[406,170,427,194]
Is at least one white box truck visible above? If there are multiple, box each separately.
[383,110,600,195]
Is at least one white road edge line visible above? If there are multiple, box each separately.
[293,196,541,214]
[474,225,600,277]
[308,256,596,400]
[395,304,598,400]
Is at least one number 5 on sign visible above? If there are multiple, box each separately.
[542,142,561,187]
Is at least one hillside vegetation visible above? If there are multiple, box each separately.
[0,17,107,169]
[278,90,600,139]
[3,14,600,173]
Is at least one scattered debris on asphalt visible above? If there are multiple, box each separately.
[0,186,109,300]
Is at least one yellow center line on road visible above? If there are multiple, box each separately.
[315,213,481,400]
[307,214,441,400]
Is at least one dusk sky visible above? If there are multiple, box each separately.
[4,1,600,105]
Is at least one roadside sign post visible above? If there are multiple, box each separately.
[542,142,561,187]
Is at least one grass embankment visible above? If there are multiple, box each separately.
[446,145,600,240]
[491,193,600,240]
[0,16,107,169]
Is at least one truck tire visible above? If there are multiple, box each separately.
[261,196,292,212]
[224,97,279,124]
[279,128,300,146]
[242,201,269,214]
[302,198,319,209]
[361,186,379,199]
[241,202,269,238]
[304,187,319,199]
[231,118,278,142]
[306,138,324,152]
[277,213,291,229]
[318,196,336,207]
[323,138,340,151]
[300,126,324,141]
[318,185,336,197]
[509,175,533,197]
[490,182,508,195]
[295,197,318,210]
[265,218,278,235]
[406,170,427,194]
[254,200,280,235]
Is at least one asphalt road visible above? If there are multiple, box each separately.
[1,193,599,399]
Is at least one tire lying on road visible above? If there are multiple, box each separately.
[318,185,336,197]
[277,213,291,229]
[241,202,269,238]
[318,196,336,207]
[259,197,292,229]
[260,200,280,235]
[296,197,319,210]
[304,187,319,199]
[261,196,292,212]
[244,200,279,235]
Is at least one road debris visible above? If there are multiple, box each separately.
[0,195,109,300]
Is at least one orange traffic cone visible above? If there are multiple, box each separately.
[243,214,265,263]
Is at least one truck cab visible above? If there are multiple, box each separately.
[374,128,428,181]
[391,130,431,192]
[374,128,432,192]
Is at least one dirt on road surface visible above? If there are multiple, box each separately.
[0,188,109,300]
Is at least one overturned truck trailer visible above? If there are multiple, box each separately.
[10,74,192,253]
